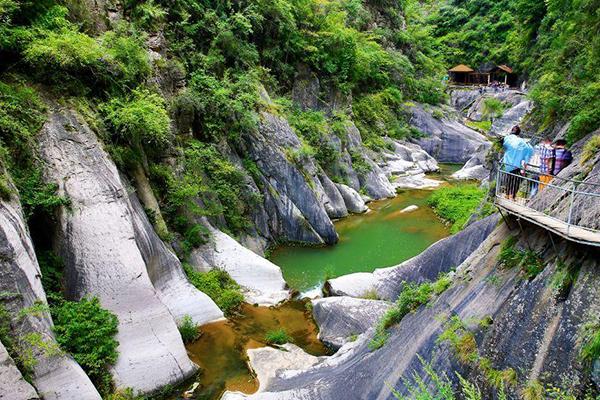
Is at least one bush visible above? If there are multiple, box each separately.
[178,315,200,344]
[498,236,545,280]
[580,318,600,364]
[265,329,292,345]
[427,184,487,233]
[183,264,244,316]
[102,88,171,150]
[52,297,119,395]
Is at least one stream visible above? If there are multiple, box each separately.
[172,164,462,400]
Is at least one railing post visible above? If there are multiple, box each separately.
[495,168,501,198]
[567,189,575,235]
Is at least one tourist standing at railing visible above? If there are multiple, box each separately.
[552,139,573,176]
[537,137,554,190]
[502,125,534,200]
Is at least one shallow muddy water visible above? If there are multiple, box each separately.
[174,301,330,399]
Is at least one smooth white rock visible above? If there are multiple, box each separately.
[325,272,377,297]
[0,340,39,399]
[191,228,289,305]
[39,109,196,394]
[400,205,419,213]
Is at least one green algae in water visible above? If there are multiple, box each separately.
[269,189,451,292]
[175,301,330,399]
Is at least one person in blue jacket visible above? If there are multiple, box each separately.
[502,125,534,200]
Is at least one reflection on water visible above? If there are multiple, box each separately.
[174,301,330,400]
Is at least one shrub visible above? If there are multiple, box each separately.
[183,264,244,316]
[427,184,486,233]
[481,98,506,122]
[52,297,119,395]
[265,329,292,345]
[498,236,545,279]
[102,88,171,150]
[178,315,200,344]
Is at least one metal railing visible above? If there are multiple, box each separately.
[495,168,600,243]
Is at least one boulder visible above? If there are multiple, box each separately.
[400,205,419,213]
[318,174,348,219]
[190,227,289,305]
[0,340,39,400]
[409,104,490,163]
[312,297,392,348]
[325,272,377,298]
[452,146,490,181]
[38,108,196,393]
[335,183,367,214]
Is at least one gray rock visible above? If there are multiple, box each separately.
[490,99,533,136]
[242,112,338,244]
[0,340,38,400]
[450,89,480,112]
[335,184,367,214]
[409,104,490,163]
[452,146,490,181]
[380,140,439,190]
[318,174,348,219]
[312,297,392,349]
[466,90,526,122]
[38,109,196,394]
[0,189,101,399]
[126,183,224,324]
[291,66,320,112]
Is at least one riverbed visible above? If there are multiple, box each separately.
[269,164,462,292]
[174,165,462,400]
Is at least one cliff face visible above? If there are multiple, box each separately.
[223,133,600,400]
[37,107,215,393]
[0,183,101,399]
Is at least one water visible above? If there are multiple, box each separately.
[175,301,330,400]
[269,164,462,292]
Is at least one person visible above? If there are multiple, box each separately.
[502,125,534,200]
[536,137,554,190]
[552,139,573,176]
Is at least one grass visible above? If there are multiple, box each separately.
[183,264,244,316]
[437,316,517,390]
[265,329,292,345]
[369,274,452,350]
[427,184,487,233]
[178,315,200,344]
[580,317,600,364]
[465,119,492,132]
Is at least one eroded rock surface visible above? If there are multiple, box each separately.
[0,340,39,400]
[409,104,490,163]
[312,297,391,348]
[0,187,101,400]
[191,227,289,305]
[38,108,197,393]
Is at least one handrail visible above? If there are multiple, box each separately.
[494,168,600,246]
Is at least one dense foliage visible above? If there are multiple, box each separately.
[427,184,488,233]
[428,0,600,143]
[183,264,245,316]
[51,297,119,395]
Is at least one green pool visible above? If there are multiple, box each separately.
[269,189,451,292]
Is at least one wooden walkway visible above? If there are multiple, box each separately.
[495,197,600,247]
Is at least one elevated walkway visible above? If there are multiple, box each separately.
[495,170,600,247]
